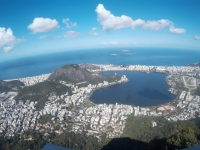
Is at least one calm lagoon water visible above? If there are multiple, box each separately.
[90,71,176,107]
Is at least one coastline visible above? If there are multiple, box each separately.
[1,63,200,139]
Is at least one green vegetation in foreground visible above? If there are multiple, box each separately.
[122,115,176,143]
[15,81,72,110]
[0,80,24,92]
[0,131,107,150]
[123,115,200,149]
[148,121,200,149]
[1,118,200,150]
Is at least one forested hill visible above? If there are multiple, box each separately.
[188,62,200,67]
[48,64,94,81]
[0,80,24,92]
[15,81,72,110]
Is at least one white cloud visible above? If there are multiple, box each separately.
[38,35,47,39]
[0,27,15,46]
[64,31,80,38]
[90,27,98,36]
[0,27,20,52]
[102,42,118,45]
[169,26,186,34]
[95,4,144,31]
[4,45,13,52]
[143,19,171,31]
[95,4,186,34]
[28,17,59,33]
[62,18,77,28]
[195,35,200,40]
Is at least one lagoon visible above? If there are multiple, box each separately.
[90,71,176,107]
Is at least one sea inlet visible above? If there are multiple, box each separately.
[90,71,176,107]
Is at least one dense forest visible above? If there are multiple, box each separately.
[1,116,200,150]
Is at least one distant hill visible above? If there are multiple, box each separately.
[15,64,119,110]
[15,81,72,110]
[188,62,200,67]
[82,64,100,70]
[0,80,24,92]
[48,64,94,82]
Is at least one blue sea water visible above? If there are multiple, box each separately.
[0,47,199,106]
[0,47,200,80]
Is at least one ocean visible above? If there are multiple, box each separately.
[1,47,199,106]
[0,47,200,80]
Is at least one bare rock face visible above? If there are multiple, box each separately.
[48,64,94,81]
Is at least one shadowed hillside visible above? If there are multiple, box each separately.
[0,80,24,92]
[48,64,94,81]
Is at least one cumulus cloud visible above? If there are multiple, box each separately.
[95,4,144,30]
[90,27,98,36]
[62,18,77,28]
[195,35,200,40]
[0,27,20,52]
[95,4,186,34]
[28,17,59,33]
[169,26,186,34]
[64,31,80,38]
[4,45,13,52]
[143,19,171,31]
[38,35,47,39]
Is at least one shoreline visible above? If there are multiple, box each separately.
[3,63,200,81]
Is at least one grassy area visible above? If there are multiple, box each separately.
[184,76,189,81]
[182,76,197,90]
[38,114,57,125]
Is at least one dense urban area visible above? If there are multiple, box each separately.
[0,63,200,149]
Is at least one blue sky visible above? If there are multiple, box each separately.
[0,0,200,61]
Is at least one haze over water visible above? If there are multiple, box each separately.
[1,47,200,80]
